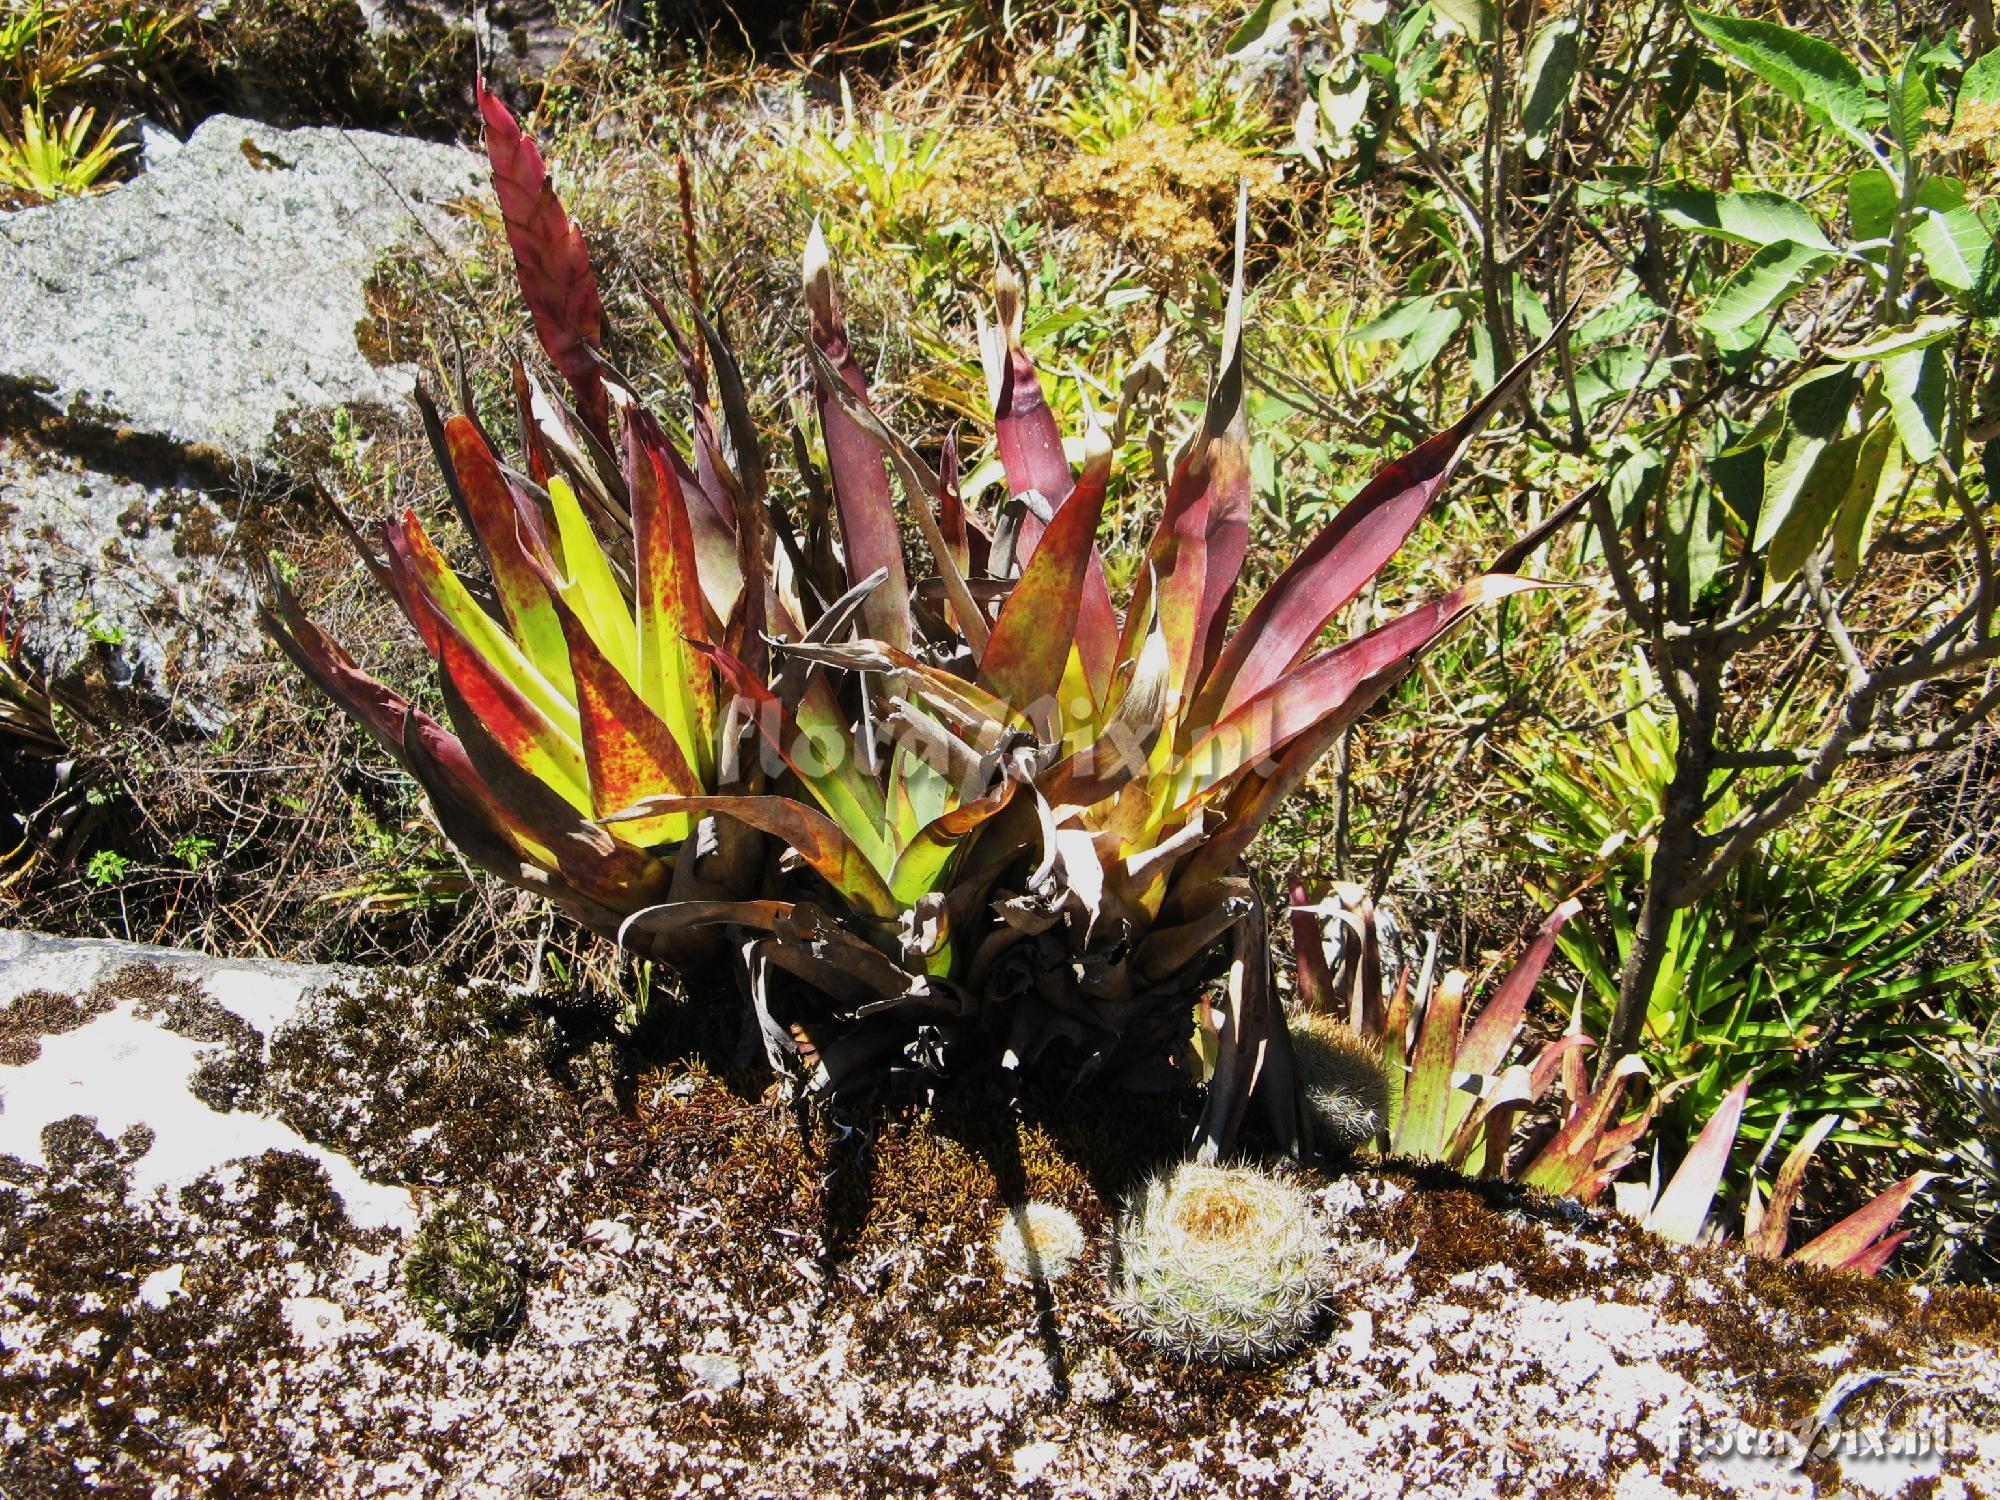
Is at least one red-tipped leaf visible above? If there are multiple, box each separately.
[477,80,611,452]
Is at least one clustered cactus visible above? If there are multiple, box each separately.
[266,84,1560,1160]
[1111,1161,1336,1365]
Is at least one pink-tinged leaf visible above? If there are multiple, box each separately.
[1527,1031,1593,1103]
[509,357,556,488]
[1190,189,1252,691]
[628,409,718,779]
[1193,317,1569,727]
[1290,879,1337,1015]
[1179,575,1544,800]
[603,793,895,917]
[1790,1173,1931,1273]
[1645,1080,1750,1244]
[1440,898,1582,1143]
[988,263,1117,701]
[443,414,574,699]
[1838,1230,1911,1279]
[804,225,913,651]
[1124,192,1250,708]
[1745,1114,1840,1260]
[1457,899,1582,1083]
[1518,1055,1649,1196]
[1393,971,1467,1159]
[477,79,610,452]
[938,427,970,578]
[978,423,1111,714]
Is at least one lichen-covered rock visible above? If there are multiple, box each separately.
[0,115,476,727]
[0,437,258,731]
[3,930,1998,1497]
[0,115,477,465]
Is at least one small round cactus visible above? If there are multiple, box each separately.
[993,1201,1087,1281]
[403,1198,525,1344]
[1112,1160,1336,1365]
[1289,1013,1389,1156]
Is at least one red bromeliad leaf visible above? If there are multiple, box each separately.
[1123,193,1250,707]
[603,793,896,918]
[550,593,703,821]
[628,410,717,779]
[1178,575,1545,802]
[1645,1079,1750,1244]
[431,608,590,813]
[978,422,1111,715]
[1192,317,1569,727]
[937,427,970,579]
[1518,1055,1649,1197]
[1441,898,1581,1142]
[431,667,671,909]
[1744,1114,1840,1260]
[382,508,581,742]
[988,261,1117,700]
[476,80,611,452]
[804,225,913,651]
[1190,193,1252,691]
[443,414,574,698]
[1452,898,1581,1088]
[1289,879,1337,1015]
[1789,1173,1930,1273]
[258,567,430,768]
[510,357,556,488]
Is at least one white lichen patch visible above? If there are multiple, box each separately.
[0,935,412,1234]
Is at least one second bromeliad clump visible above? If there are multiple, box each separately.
[264,84,1558,1160]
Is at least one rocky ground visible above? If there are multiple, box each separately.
[2,930,1997,1498]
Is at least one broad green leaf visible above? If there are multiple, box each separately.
[1881,345,1945,463]
[1607,441,1664,531]
[1912,205,1996,295]
[1846,168,1895,242]
[1830,417,1901,581]
[1960,47,2000,116]
[1824,314,1959,361]
[1431,0,1493,44]
[1666,476,1726,603]
[1520,19,1580,160]
[1888,50,1939,164]
[1754,364,1856,553]
[1225,0,1296,54]
[1640,187,1831,250]
[1350,293,1445,344]
[1696,241,1833,335]
[1687,8,1874,147]
[1766,428,1862,587]
[1390,300,1465,381]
